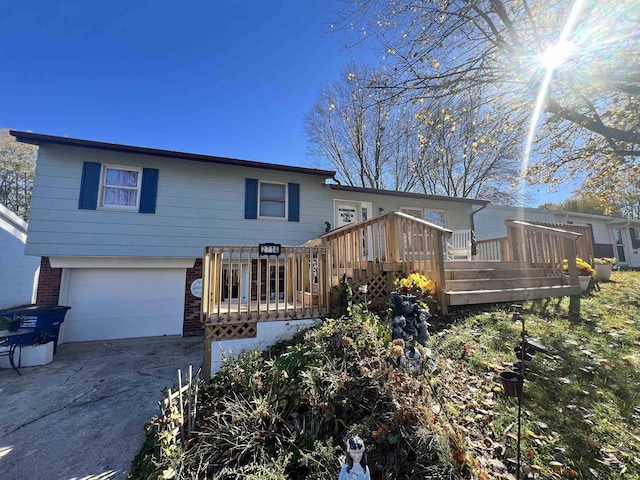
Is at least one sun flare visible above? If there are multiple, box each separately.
[539,40,576,70]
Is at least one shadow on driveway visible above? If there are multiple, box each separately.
[0,336,203,480]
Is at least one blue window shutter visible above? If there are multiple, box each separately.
[288,182,300,222]
[139,168,159,214]
[245,178,258,219]
[78,161,101,210]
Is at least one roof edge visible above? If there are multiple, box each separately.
[329,184,490,205]
[10,130,336,178]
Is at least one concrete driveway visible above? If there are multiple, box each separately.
[0,336,204,480]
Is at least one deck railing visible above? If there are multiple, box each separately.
[202,218,583,329]
[525,221,594,264]
[505,219,582,285]
[202,245,329,325]
[310,211,451,310]
[476,237,509,261]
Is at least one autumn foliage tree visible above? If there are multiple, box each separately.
[305,63,422,191]
[336,0,640,208]
[305,64,523,203]
[411,88,525,203]
[0,129,37,220]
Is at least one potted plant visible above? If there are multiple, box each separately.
[17,331,55,367]
[593,257,616,282]
[563,258,596,292]
[0,315,22,332]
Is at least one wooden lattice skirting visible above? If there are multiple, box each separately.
[207,322,258,341]
[351,271,401,308]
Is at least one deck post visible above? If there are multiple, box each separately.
[569,295,581,321]
[203,326,213,379]
[507,224,523,261]
[433,230,449,315]
[386,215,399,263]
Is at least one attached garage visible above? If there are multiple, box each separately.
[54,259,193,343]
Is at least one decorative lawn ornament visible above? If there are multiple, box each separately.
[390,291,430,347]
[338,435,371,480]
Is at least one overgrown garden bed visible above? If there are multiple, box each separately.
[131,271,640,479]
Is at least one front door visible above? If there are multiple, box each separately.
[334,200,375,260]
[335,201,361,229]
[614,228,627,265]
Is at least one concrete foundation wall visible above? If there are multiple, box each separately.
[208,318,319,375]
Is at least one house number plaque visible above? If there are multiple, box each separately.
[259,243,281,256]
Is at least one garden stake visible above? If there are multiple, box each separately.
[513,308,526,480]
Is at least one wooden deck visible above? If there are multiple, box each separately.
[201,212,589,339]
[444,260,581,306]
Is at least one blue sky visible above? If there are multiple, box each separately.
[1,1,370,164]
[1,0,566,205]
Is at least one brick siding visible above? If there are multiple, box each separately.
[183,258,204,336]
[36,257,62,305]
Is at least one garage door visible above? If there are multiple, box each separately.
[61,268,185,343]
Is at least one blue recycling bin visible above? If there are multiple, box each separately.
[0,305,71,354]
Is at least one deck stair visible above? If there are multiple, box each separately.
[444,260,581,306]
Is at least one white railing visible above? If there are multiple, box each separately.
[476,237,509,261]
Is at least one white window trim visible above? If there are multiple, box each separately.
[99,164,142,210]
[258,180,288,220]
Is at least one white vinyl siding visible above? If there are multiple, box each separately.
[26,145,333,258]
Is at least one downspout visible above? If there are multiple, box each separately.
[470,203,489,257]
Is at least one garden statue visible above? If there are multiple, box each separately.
[338,436,371,480]
[390,291,430,347]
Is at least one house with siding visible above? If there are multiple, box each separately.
[474,204,640,268]
[11,131,487,346]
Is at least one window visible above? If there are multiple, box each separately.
[425,209,446,227]
[401,208,424,220]
[400,207,446,227]
[100,165,142,209]
[222,263,250,301]
[245,178,299,222]
[614,228,626,263]
[259,181,286,218]
[79,162,158,213]
[630,227,640,249]
[268,264,285,301]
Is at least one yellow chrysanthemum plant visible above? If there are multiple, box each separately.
[394,271,436,296]
[562,257,596,277]
[389,271,439,365]
[593,257,616,266]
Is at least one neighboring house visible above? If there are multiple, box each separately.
[0,203,40,310]
[474,204,640,268]
[11,131,487,345]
